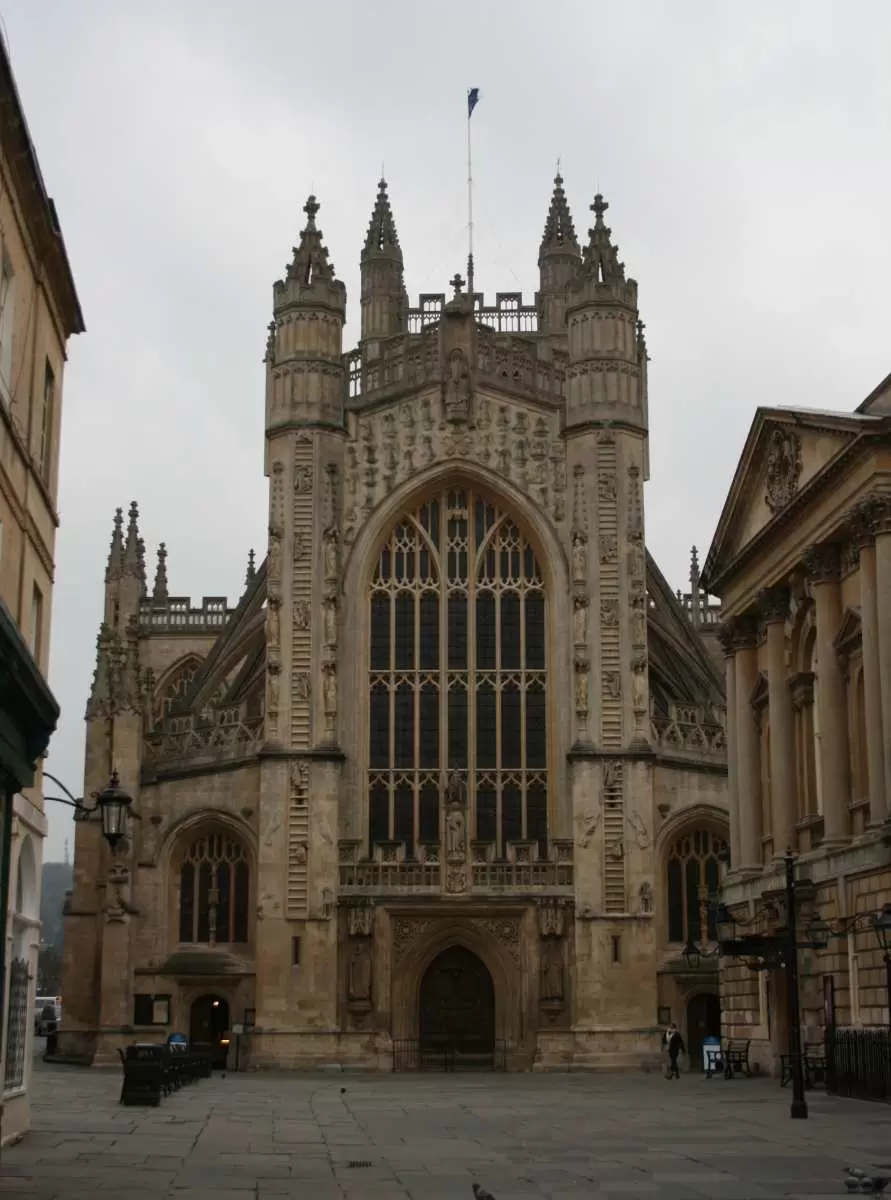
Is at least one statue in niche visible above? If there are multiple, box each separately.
[571,531,588,583]
[348,942,372,1002]
[323,665,337,715]
[631,659,648,713]
[266,600,280,648]
[323,529,339,580]
[268,532,281,581]
[540,941,564,1002]
[638,881,653,915]
[574,657,589,714]
[444,348,471,423]
[573,595,588,646]
[323,597,337,647]
[446,807,467,861]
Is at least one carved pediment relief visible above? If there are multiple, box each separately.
[342,392,567,545]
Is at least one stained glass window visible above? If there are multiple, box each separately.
[666,829,728,944]
[368,488,548,856]
[179,833,249,945]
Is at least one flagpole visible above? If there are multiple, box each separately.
[466,97,474,299]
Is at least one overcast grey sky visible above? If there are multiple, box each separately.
[5,0,889,861]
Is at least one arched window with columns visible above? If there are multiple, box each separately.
[367,486,549,859]
[178,832,250,946]
[666,828,728,945]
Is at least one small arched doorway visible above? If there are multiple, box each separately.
[686,992,721,1071]
[189,995,230,1068]
[419,946,495,1067]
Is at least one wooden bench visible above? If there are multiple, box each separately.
[779,1042,827,1089]
[722,1038,752,1078]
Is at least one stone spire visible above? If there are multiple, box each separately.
[245,548,256,589]
[360,177,407,342]
[123,501,143,583]
[540,172,580,258]
[537,172,581,339]
[105,508,124,583]
[85,626,114,720]
[286,195,340,290]
[689,546,701,629]
[153,543,169,601]
[580,193,626,285]
[363,177,402,258]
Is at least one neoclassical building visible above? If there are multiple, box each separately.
[62,176,727,1070]
[702,382,891,1072]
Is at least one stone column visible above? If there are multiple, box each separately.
[870,499,891,824]
[805,543,850,843]
[852,504,887,824]
[717,622,740,867]
[760,587,796,856]
[732,615,762,869]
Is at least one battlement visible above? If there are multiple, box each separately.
[406,292,538,335]
[676,590,722,628]
[138,595,234,634]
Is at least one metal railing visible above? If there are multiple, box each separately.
[826,1027,891,1103]
[392,1038,509,1072]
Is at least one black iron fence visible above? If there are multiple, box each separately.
[825,1027,891,1103]
[393,1039,509,1072]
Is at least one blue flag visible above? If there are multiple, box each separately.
[467,88,480,118]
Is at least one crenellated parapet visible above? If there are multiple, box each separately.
[138,595,233,634]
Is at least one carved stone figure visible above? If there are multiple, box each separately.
[444,348,472,423]
[627,810,650,850]
[294,464,312,494]
[444,771,466,808]
[571,531,588,583]
[764,427,802,513]
[574,656,589,715]
[638,881,653,915]
[347,942,372,1002]
[446,807,466,860]
[631,659,648,713]
[290,760,309,792]
[603,671,621,699]
[293,673,311,700]
[540,941,564,1002]
[268,532,281,581]
[323,664,337,715]
[598,472,616,503]
[266,670,279,714]
[323,529,339,580]
[293,600,311,631]
[323,597,337,647]
[266,599,280,648]
[573,594,588,646]
[630,594,646,645]
[599,533,618,563]
[293,530,308,561]
[600,598,619,627]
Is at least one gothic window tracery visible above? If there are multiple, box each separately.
[368,487,548,857]
[178,833,249,946]
[666,829,727,945]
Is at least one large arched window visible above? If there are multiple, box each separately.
[178,833,249,945]
[368,487,548,858]
[666,829,727,944]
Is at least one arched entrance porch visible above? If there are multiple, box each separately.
[686,992,721,1071]
[189,994,230,1068]
[419,946,495,1067]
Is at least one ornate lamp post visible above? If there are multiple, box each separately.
[43,770,136,850]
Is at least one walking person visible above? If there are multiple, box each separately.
[666,1022,685,1079]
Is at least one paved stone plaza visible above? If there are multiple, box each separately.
[2,1060,891,1199]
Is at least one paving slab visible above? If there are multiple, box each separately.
[2,1057,891,1196]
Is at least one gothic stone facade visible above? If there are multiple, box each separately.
[702,380,891,1074]
[62,177,727,1070]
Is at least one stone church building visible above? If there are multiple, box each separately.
[62,176,728,1070]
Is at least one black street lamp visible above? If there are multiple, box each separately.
[782,849,808,1120]
[873,904,891,1029]
[43,769,136,850]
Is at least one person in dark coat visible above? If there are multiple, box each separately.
[666,1023,685,1079]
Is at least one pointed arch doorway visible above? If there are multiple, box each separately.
[419,946,495,1067]
[189,994,230,1068]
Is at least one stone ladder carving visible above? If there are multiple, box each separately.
[286,760,310,917]
[597,433,622,749]
[602,758,626,913]
[291,434,314,747]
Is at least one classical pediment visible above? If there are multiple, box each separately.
[703,407,873,591]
